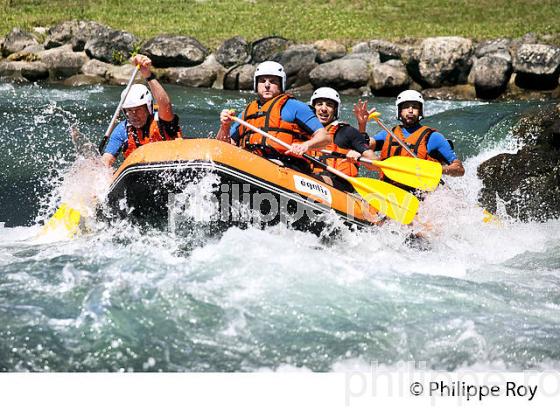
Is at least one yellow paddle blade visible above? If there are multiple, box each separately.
[350,177,419,225]
[482,209,503,226]
[375,156,442,191]
[39,203,82,238]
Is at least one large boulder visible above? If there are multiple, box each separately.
[44,20,108,51]
[289,61,318,89]
[367,39,404,62]
[400,43,422,80]
[37,44,88,79]
[215,36,250,68]
[474,38,512,62]
[63,74,104,86]
[106,64,141,85]
[251,36,289,63]
[370,59,410,95]
[478,104,560,222]
[166,54,225,88]
[223,64,256,90]
[279,45,316,76]
[81,59,113,78]
[0,60,49,82]
[344,49,381,66]
[141,35,208,67]
[309,58,369,90]
[513,44,560,90]
[417,37,473,87]
[471,54,512,99]
[313,40,346,63]
[1,28,38,57]
[85,29,139,64]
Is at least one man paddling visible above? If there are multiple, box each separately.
[216,61,331,174]
[102,54,182,167]
[357,90,464,183]
[308,87,376,191]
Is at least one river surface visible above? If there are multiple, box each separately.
[0,82,559,372]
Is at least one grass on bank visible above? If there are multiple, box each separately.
[1,0,559,48]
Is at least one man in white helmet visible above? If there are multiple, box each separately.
[216,61,330,174]
[367,90,464,179]
[102,54,182,167]
[309,87,376,191]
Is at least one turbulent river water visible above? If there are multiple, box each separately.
[0,82,559,372]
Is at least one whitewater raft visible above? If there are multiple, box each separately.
[106,139,379,234]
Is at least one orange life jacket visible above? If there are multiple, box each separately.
[123,114,182,158]
[311,122,359,177]
[238,93,312,156]
[379,125,439,162]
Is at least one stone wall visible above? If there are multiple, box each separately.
[1,21,559,100]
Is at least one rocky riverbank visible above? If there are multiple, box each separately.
[1,20,560,100]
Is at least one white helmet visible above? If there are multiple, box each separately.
[122,84,153,115]
[309,87,341,118]
[395,89,424,120]
[253,61,286,92]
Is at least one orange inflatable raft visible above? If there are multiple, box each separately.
[106,139,379,235]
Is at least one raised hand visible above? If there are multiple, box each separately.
[353,99,377,133]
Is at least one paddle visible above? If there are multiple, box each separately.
[318,149,442,191]
[229,115,419,225]
[39,65,140,239]
[98,64,140,153]
[369,112,500,224]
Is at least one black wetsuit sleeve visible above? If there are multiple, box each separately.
[333,126,370,153]
[159,114,182,137]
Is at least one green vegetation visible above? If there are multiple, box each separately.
[2,0,559,48]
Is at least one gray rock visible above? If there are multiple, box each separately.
[251,36,289,63]
[368,40,404,62]
[478,104,560,222]
[514,44,560,75]
[418,37,473,87]
[313,40,346,63]
[223,64,256,90]
[1,28,38,56]
[37,44,88,79]
[81,59,112,77]
[215,36,250,68]
[350,42,370,54]
[141,35,208,67]
[344,51,381,66]
[279,44,317,77]
[21,44,45,54]
[474,38,512,61]
[400,44,422,83]
[287,62,318,89]
[166,54,225,88]
[513,44,560,90]
[0,60,49,82]
[63,74,105,86]
[106,64,141,85]
[370,59,411,95]
[309,58,369,90]
[85,29,139,64]
[472,54,512,99]
[44,20,108,51]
